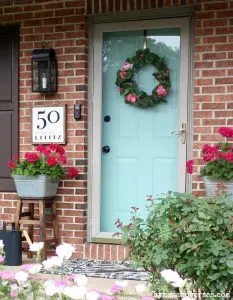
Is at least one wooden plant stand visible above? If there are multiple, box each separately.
[14,197,58,260]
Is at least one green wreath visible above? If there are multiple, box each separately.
[115,48,171,108]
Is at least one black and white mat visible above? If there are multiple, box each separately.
[41,259,149,281]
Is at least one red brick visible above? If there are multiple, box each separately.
[202,87,225,94]
[203,36,227,44]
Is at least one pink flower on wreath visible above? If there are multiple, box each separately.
[0,255,4,264]
[122,62,133,71]
[120,71,126,79]
[186,160,193,174]
[117,87,123,94]
[25,152,39,164]
[218,127,233,138]
[126,93,138,103]
[156,85,168,97]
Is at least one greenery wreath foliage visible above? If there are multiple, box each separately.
[115,48,171,108]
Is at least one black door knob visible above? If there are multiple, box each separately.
[102,146,110,153]
[104,115,111,122]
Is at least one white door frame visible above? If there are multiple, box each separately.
[88,17,191,241]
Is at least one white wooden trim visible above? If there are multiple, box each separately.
[88,17,191,240]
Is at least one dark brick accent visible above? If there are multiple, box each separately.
[76,84,88,92]
[77,174,87,181]
[75,203,87,210]
[76,159,88,166]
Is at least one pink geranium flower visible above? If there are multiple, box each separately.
[25,152,39,164]
[156,85,168,97]
[218,127,233,138]
[186,160,193,174]
[9,144,79,180]
[126,93,138,103]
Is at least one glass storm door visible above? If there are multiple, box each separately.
[91,19,189,236]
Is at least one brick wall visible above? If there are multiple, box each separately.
[0,0,89,259]
[1,0,233,260]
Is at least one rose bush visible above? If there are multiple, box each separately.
[186,127,233,181]
[119,192,233,299]
[8,144,78,180]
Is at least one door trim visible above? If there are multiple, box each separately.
[88,17,192,241]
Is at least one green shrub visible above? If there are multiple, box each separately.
[120,193,233,298]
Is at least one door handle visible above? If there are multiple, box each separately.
[171,122,186,144]
[102,146,110,153]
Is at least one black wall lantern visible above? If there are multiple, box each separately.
[32,48,57,94]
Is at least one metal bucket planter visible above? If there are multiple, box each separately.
[203,177,233,196]
[12,175,59,199]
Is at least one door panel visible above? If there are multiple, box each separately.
[101,28,181,232]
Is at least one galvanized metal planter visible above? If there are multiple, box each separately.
[203,177,233,196]
[12,175,59,199]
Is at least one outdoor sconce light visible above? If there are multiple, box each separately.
[32,48,57,94]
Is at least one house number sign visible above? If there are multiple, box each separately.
[32,106,66,144]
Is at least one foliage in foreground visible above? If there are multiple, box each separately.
[0,242,152,300]
[120,192,233,299]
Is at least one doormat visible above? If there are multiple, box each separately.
[41,259,149,281]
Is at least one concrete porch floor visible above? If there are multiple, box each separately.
[2,255,149,295]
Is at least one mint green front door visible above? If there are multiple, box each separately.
[92,20,189,234]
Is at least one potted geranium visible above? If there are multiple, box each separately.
[8,144,78,198]
[187,127,233,196]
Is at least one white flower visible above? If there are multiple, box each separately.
[15,271,28,284]
[29,242,44,252]
[160,269,185,287]
[0,240,4,248]
[44,280,61,297]
[135,283,147,294]
[42,256,63,270]
[28,264,42,274]
[114,280,128,288]
[171,277,185,288]
[182,297,195,300]
[56,243,75,260]
[85,290,100,300]
[63,286,86,299]
[73,274,88,287]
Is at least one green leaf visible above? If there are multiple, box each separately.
[226,260,233,268]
